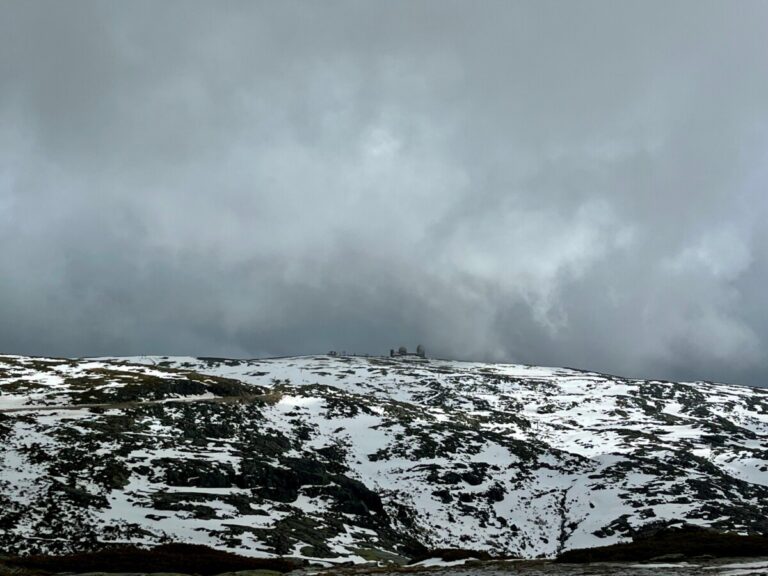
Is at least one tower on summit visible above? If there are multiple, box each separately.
[390,345,426,358]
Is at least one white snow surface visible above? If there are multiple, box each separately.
[2,353,768,563]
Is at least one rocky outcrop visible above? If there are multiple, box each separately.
[1,354,768,563]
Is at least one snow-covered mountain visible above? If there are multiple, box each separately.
[1,353,767,563]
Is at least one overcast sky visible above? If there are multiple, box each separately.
[1,1,767,385]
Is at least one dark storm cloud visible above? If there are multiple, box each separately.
[1,0,768,385]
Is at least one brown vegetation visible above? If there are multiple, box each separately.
[556,525,768,563]
[5,543,302,575]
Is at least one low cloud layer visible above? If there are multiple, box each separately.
[2,1,767,385]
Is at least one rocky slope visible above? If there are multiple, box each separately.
[1,353,767,563]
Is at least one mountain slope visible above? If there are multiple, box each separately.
[1,353,767,562]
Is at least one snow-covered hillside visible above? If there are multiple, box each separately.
[1,353,768,562]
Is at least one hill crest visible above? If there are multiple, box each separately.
[1,353,767,562]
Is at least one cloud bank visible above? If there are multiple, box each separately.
[1,1,767,385]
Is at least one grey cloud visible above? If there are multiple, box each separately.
[1,0,768,386]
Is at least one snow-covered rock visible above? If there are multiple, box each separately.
[1,353,767,562]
